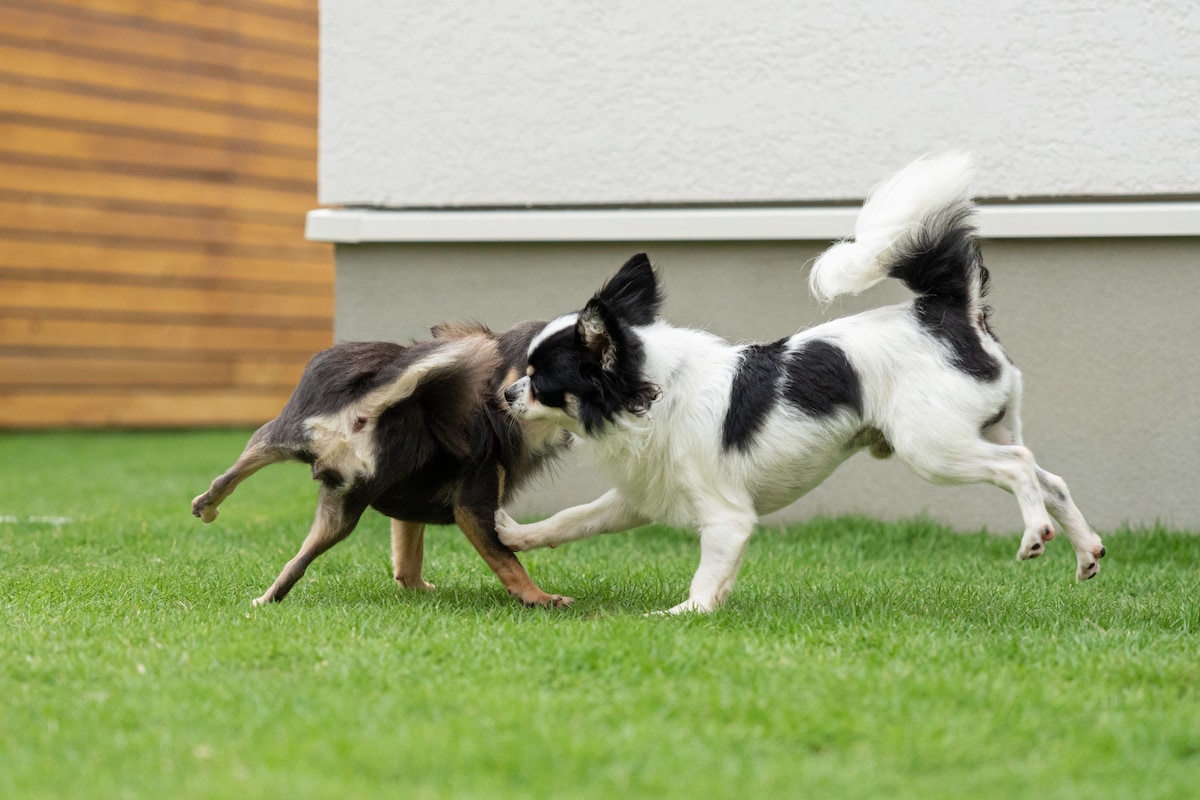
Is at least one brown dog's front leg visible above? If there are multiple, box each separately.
[391,519,436,590]
[454,507,572,607]
[254,488,366,606]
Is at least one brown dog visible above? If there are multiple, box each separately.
[192,321,573,607]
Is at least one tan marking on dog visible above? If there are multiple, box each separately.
[431,320,490,340]
[305,337,500,485]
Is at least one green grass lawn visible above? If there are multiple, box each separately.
[1,430,1197,799]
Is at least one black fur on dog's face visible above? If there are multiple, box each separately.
[504,253,663,434]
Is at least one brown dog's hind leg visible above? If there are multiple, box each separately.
[391,519,436,590]
[192,424,289,523]
[253,487,366,606]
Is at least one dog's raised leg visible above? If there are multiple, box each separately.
[253,487,367,605]
[192,424,286,523]
[1036,467,1105,581]
[661,510,757,615]
[496,488,648,552]
[391,519,436,590]
[900,439,1059,565]
[454,464,573,607]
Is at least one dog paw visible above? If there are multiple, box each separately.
[191,494,219,523]
[518,591,574,608]
[495,508,536,551]
[1016,525,1055,560]
[649,598,714,616]
[396,576,437,591]
[1076,559,1101,581]
[1074,538,1106,581]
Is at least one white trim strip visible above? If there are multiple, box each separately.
[306,202,1200,243]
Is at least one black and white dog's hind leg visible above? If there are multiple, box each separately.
[981,380,1105,579]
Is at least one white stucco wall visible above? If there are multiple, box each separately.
[319,0,1200,207]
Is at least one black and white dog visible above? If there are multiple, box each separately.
[496,154,1105,614]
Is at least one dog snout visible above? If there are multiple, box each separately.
[503,377,528,407]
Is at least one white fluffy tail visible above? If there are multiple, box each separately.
[809,153,976,304]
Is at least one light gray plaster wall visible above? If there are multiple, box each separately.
[334,239,1200,532]
[320,1,1200,207]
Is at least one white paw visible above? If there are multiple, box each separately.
[1016,524,1055,561]
[647,598,714,616]
[1075,538,1106,581]
[495,508,535,551]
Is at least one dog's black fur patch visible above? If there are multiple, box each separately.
[886,207,1002,382]
[783,339,864,418]
[722,338,863,453]
[723,339,787,452]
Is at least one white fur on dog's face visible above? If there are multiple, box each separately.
[505,374,582,433]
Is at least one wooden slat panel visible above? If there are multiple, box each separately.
[0,81,315,151]
[0,119,314,183]
[0,162,317,221]
[0,5,315,87]
[0,316,330,356]
[42,0,319,49]
[0,239,331,289]
[0,42,315,118]
[0,278,332,322]
[0,390,295,428]
[0,0,330,428]
[0,354,305,391]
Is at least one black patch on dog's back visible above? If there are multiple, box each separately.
[783,339,863,418]
[722,338,863,453]
[912,297,1001,382]
[886,207,1002,382]
[723,340,787,452]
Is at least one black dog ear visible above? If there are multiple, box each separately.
[591,253,662,327]
[576,302,617,372]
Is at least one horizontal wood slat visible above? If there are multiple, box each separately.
[0,81,316,151]
[0,199,313,250]
[0,41,315,119]
[0,0,331,428]
[0,239,331,289]
[0,161,318,221]
[0,316,331,355]
[0,354,306,391]
[0,278,331,323]
[0,5,316,87]
[39,0,318,49]
[0,119,314,184]
[0,390,297,427]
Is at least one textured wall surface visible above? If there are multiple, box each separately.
[335,238,1200,531]
[320,0,1200,207]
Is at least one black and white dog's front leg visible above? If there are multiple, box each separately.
[496,489,648,552]
[660,509,757,615]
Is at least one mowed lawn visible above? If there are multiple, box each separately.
[1,430,1197,799]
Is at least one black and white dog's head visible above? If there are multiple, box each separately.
[504,254,662,435]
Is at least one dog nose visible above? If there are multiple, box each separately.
[503,383,521,405]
